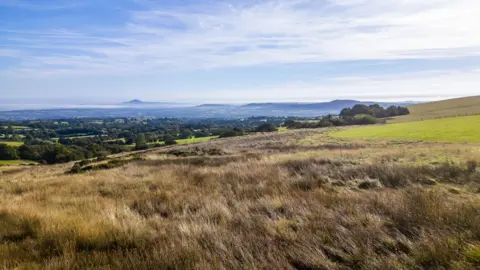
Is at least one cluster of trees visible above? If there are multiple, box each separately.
[0,117,286,164]
[1,139,133,164]
[285,104,409,130]
[340,104,409,118]
[284,114,378,129]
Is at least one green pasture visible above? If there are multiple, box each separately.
[0,141,24,147]
[332,115,480,143]
[176,136,219,145]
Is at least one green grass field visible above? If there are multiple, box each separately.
[0,141,24,147]
[333,115,480,143]
[0,160,35,165]
[1,126,29,130]
[176,136,219,145]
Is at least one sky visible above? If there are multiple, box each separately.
[1,0,479,104]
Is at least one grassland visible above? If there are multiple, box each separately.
[175,136,219,145]
[0,128,479,269]
[0,160,33,165]
[1,126,29,130]
[0,140,24,147]
[390,95,480,123]
[333,114,480,143]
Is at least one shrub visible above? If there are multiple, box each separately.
[358,179,382,189]
[165,140,178,146]
[255,123,278,133]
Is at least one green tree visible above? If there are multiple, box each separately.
[255,123,278,133]
[350,104,374,116]
[180,129,193,139]
[135,133,148,150]
[0,144,19,160]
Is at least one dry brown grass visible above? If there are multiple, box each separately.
[0,129,479,269]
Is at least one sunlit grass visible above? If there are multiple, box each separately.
[1,129,479,268]
[175,136,219,145]
[332,115,480,143]
[0,160,35,165]
[0,141,24,147]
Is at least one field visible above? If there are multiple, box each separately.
[0,128,479,269]
[390,95,480,123]
[333,114,480,143]
[0,160,35,166]
[0,140,24,147]
[175,136,219,145]
[1,126,29,130]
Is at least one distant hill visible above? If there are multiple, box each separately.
[389,96,480,123]
[124,99,145,105]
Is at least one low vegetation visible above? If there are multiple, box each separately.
[389,95,480,123]
[0,117,286,164]
[284,104,409,129]
[0,127,479,269]
[333,114,480,143]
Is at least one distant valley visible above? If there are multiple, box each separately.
[0,99,415,120]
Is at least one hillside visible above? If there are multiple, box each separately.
[1,128,479,269]
[389,96,480,123]
[333,114,480,143]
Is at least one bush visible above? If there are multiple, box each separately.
[255,123,278,133]
[165,140,177,146]
[351,115,378,125]
[358,179,382,189]
[219,130,242,138]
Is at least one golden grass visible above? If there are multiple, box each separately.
[0,129,479,269]
[390,95,480,123]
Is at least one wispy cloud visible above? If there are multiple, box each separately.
[1,0,480,76]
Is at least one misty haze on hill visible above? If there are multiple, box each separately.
[0,99,415,120]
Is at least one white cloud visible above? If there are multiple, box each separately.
[1,0,480,76]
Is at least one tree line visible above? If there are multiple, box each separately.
[284,104,409,129]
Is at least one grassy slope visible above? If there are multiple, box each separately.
[175,136,219,145]
[390,95,480,123]
[0,141,24,147]
[333,114,480,143]
[0,129,480,269]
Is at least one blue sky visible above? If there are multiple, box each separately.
[1,0,479,104]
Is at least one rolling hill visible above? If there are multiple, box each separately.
[333,114,480,143]
[389,96,480,123]
[1,128,480,268]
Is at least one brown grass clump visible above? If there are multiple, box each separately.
[0,129,479,269]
